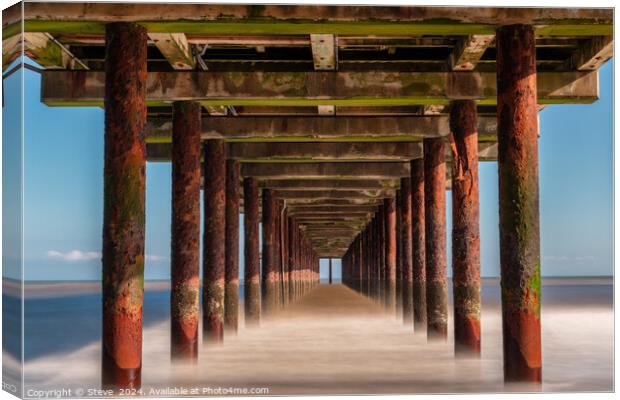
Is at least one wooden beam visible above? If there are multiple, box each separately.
[147,33,195,70]
[262,179,398,190]
[6,4,612,37]
[228,142,422,161]
[146,115,497,143]
[275,189,395,199]
[288,205,378,213]
[450,35,494,70]
[40,70,599,107]
[285,198,383,206]
[241,162,410,180]
[3,32,88,71]
[570,36,613,71]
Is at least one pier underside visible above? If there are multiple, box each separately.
[4,2,613,391]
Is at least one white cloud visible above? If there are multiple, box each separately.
[46,250,168,263]
[47,250,101,262]
[145,254,168,262]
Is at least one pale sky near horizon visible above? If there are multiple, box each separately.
[2,58,613,281]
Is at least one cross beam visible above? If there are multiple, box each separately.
[41,70,598,107]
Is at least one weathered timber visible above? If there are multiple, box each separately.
[497,24,542,384]
[2,32,88,71]
[283,198,383,206]
[170,101,201,362]
[288,205,378,213]
[243,177,261,326]
[274,189,395,199]
[570,36,613,70]
[101,22,147,390]
[450,100,481,356]
[227,142,422,161]
[224,160,240,333]
[6,4,612,37]
[411,158,427,333]
[261,179,399,191]
[241,162,410,180]
[145,115,497,143]
[423,138,448,341]
[147,33,195,70]
[450,35,495,70]
[202,139,226,343]
[41,70,599,107]
[146,141,497,162]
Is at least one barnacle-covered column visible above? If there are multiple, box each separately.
[202,139,226,343]
[411,159,427,333]
[384,198,397,313]
[423,138,447,340]
[497,24,542,383]
[225,160,240,333]
[243,177,261,326]
[101,22,147,390]
[262,188,279,315]
[170,101,201,361]
[400,178,414,324]
[450,100,481,356]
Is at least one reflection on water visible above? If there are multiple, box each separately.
[14,278,613,395]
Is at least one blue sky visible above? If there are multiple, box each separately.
[3,59,613,281]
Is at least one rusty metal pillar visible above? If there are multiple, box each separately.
[411,159,427,333]
[395,190,403,314]
[243,177,261,326]
[423,138,447,340]
[384,198,397,313]
[282,211,289,304]
[288,217,296,301]
[202,139,226,343]
[497,24,542,383]
[377,206,385,304]
[450,100,481,356]
[102,22,147,390]
[224,160,240,333]
[170,101,201,362]
[400,178,414,325]
[262,188,278,315]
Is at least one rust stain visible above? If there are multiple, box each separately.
[101,22,147,390]
[202,139,227,343]
[497,24,542,383]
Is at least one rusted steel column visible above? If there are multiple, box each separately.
[262,188,278,315]
[243,177,261,326]
[170,101,201,362]
[395,190,403,313]
[377,206,385,303]
[203,139,226,343]
[400,178,414,325]
[282,211,289,304]
[450,100,481,356]
[497,24,542,383]
[411,159,427,333]
[224,160,240,333]
[101,22,147,390]
[424,138,448,340]
[288,217,296,301]
[384,198,397,313]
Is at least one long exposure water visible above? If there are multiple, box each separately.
[4,277,613,396]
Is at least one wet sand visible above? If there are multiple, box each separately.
[19,281,613,395]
